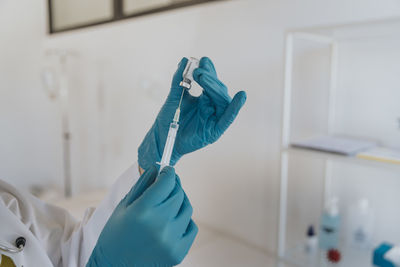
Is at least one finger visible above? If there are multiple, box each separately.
[179,220,198,253]
[169,57,189,100]
[195,70,230,100]
[124,165,158,207]
[176,173,182,187]
[199,57,217,76]
[193,70,231,116]
[175,194,193,234]
[184,220,198,238]
[159,182,185,218]
[215,91,247,135]
[138,166,177,206]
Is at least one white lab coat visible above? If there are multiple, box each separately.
[0,162,140,267]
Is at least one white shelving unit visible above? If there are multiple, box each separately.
[278,18,400,267]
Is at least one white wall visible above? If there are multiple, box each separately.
[0,0,63,191]
[1,0,400,254]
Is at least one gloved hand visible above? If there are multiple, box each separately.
[87,166,198,267]
[138,57,247,170]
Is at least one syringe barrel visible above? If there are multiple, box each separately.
[159,122,179,171]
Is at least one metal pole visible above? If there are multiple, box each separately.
[59,53,72,198]
[62,114,72,197]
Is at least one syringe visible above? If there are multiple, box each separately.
[158,58,199,172]
[157,90,183,171]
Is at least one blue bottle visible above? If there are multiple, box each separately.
[319,198,341,250]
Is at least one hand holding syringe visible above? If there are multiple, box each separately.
[158,58,199,172]
[138,57,246,172]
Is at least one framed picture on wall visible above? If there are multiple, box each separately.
[48,0,223,34]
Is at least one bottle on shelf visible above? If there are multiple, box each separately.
[305,225,318,254]
[319,197,341,250]
[346,198,374,250]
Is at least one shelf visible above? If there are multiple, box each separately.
[278,18,400,263]
[289,18,400,43]
[282,147,400,172]
[282,244,373,267]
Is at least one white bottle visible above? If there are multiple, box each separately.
[305,225,318,254]
[346,198,374,249]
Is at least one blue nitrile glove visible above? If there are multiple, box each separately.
[87,166,198,267]
[138,57,247,170]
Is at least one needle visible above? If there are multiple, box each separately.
[178,88,185,110]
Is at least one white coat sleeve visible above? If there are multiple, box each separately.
[0,162,141,267]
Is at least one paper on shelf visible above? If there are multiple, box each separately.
[357,147,400,165]
[291,136,377,156]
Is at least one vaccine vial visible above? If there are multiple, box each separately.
[180,57,200,90]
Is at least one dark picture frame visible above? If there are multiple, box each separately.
[48,0,223,34]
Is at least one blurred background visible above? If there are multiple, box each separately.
[1,0,400,266]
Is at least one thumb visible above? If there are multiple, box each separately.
[215,91,247,135]
[124,165,158,207]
